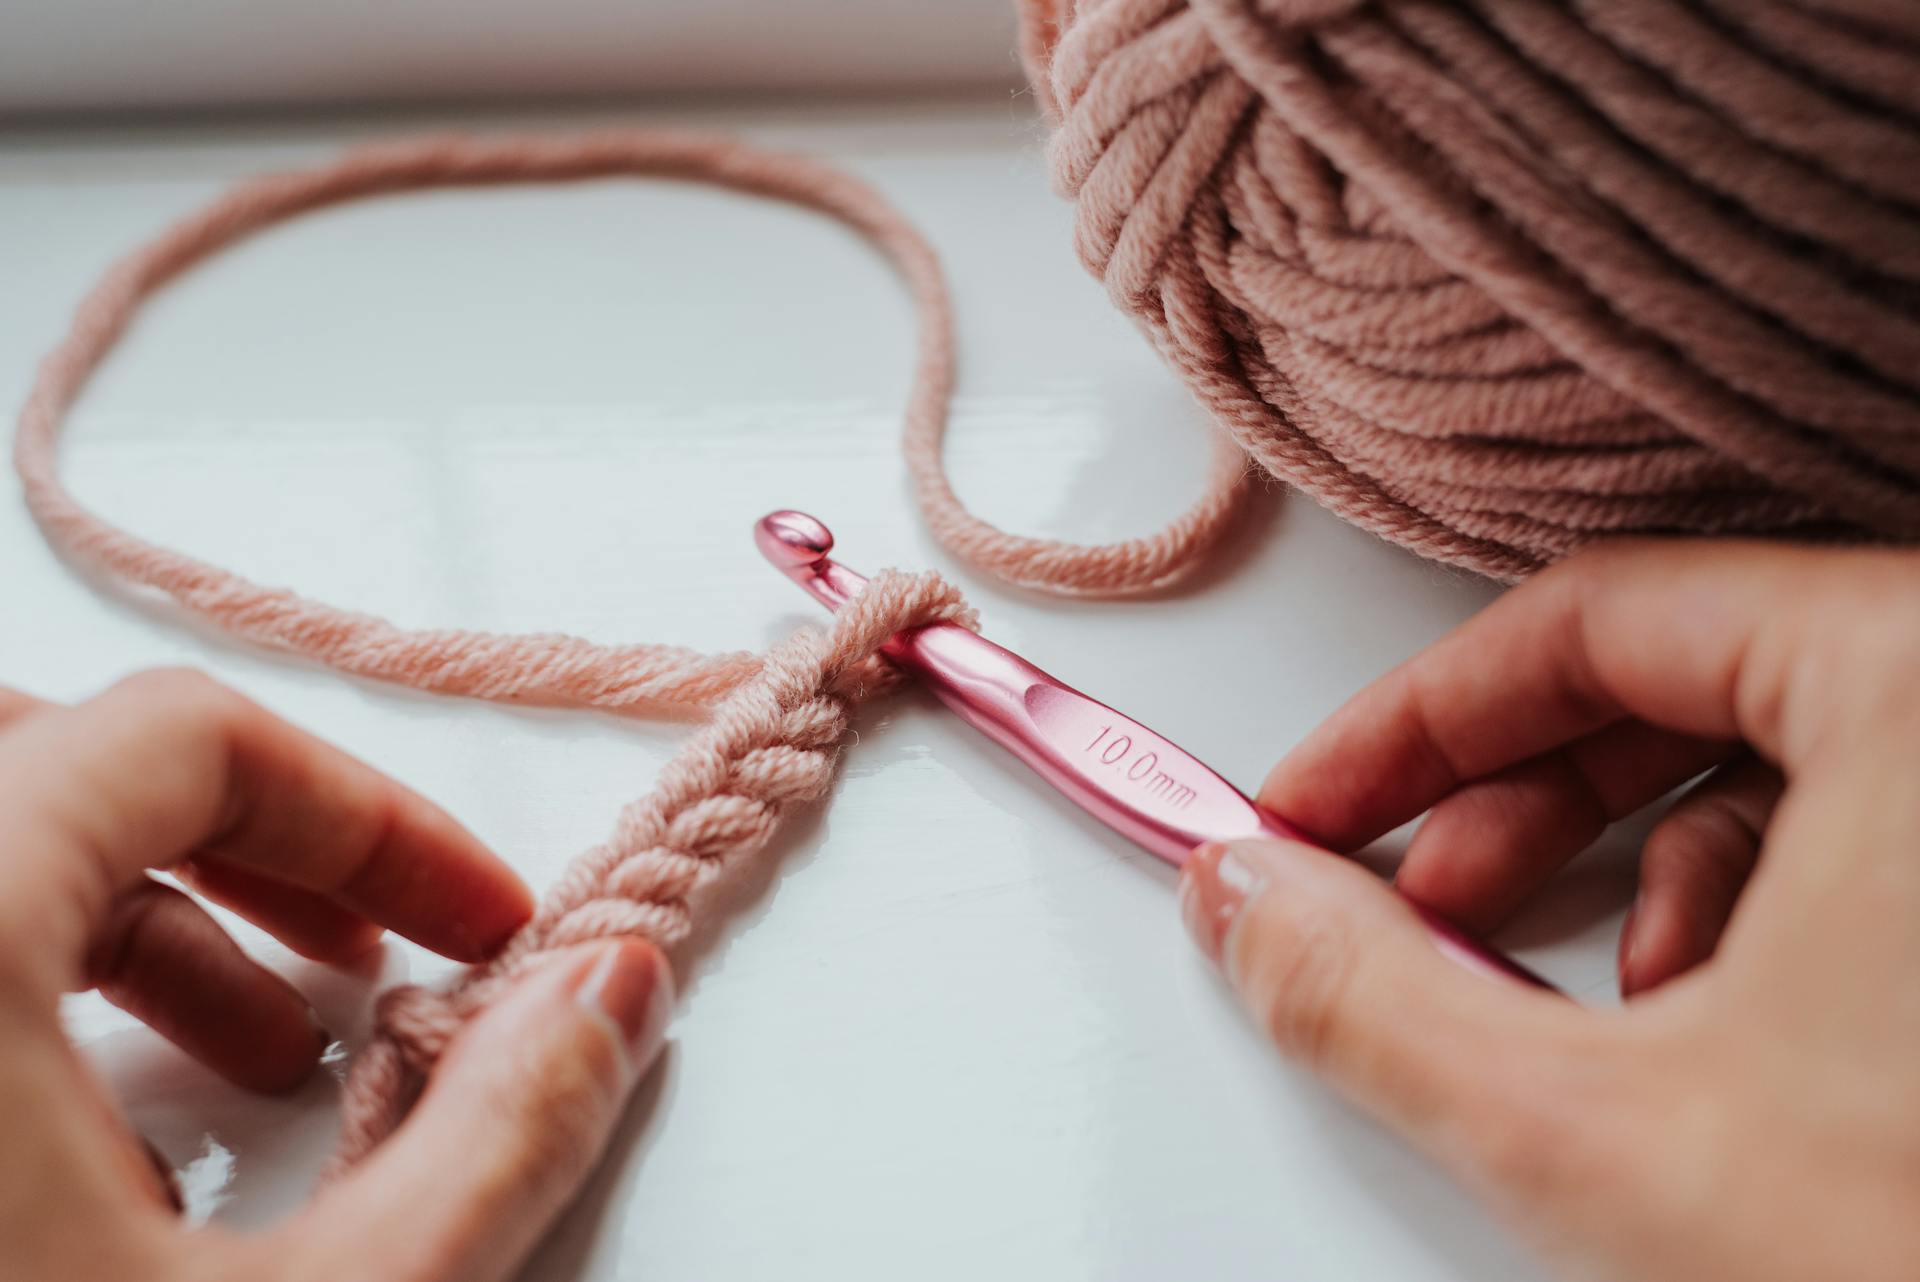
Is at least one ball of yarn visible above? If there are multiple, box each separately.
[1021,0,1920,579]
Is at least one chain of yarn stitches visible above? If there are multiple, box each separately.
[10,130,1240,1169]
[332,568,974,1166]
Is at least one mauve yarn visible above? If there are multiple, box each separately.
[1020,0,1920,579]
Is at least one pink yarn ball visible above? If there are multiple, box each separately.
[1022,0,1920,579]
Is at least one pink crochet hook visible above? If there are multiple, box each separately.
[756,511,1556,992]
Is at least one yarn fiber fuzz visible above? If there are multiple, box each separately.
[1021,0,1920,579]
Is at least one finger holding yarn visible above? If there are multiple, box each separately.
[330,568,974,1168]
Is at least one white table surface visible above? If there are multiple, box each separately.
[1,94,1639,1282]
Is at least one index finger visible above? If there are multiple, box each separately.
[1259,541,1904,850]
[0,669,532,990]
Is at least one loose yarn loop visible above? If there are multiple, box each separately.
[1022,0,1920,579]
[14,132,1243,690]
[10,130,1204,1168]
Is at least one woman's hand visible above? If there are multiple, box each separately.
[1179,541,1920,1282]
[0,669,671,1282]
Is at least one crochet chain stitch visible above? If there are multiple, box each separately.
[331,567,976,1168]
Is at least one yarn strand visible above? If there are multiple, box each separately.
[331,568,974,1168]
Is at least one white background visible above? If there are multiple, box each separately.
[1,95,1639,1281]
[0,0,1021,114]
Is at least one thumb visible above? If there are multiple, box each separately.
[287,939,672,1282]
[1181,838,1589,1186]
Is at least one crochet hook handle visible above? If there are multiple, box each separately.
[755,511,1556,992]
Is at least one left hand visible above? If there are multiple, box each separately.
[0,669,671,1282]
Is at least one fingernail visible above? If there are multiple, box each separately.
[572,941,674,1079]
[1179,840,1275,968]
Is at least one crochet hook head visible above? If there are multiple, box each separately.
[754,509,834,567]
[755,510,872,613]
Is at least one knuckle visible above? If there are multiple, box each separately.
[168,1228,270,1282]
[1527,552,1595,623]
[1778,554,1920,711]
[101,667,248,735]
[470,1030,623,1195]
[1468,1092,1590,1201]
[1838,550,1920,616]
[1546,537,1662,596]
[1553,538,1632,580]
[0,901,64,995]
[1642,808,1759,938]
[1458,1028,1652,1217]
[88,879,186,991]
[107,665,224,706]
[1239,901,1362,1072]
[1650,803,1748,874]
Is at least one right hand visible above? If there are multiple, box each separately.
[1180,542,1920,1282]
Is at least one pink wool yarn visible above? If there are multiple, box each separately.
[330,568,975,1166]
[12,130,1240,1168]
[1020,0,1920,579]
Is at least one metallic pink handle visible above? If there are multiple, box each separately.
[757,511,1556,992]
